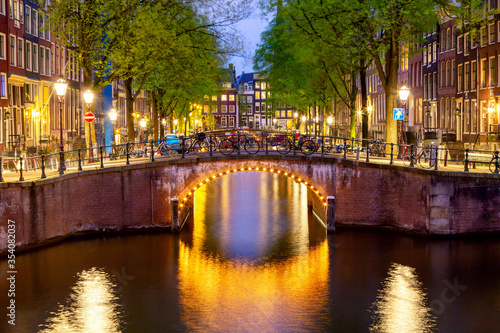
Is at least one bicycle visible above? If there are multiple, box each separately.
[115,142,140,158]
[369,139,386,157]
[264,133,294,155]
[168,133,209,157]
[488,152,500,173]
[402,145,436,169]
[219,133,260,155]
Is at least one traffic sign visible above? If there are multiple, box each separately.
[84,112,95,123]
[393,108,405,120]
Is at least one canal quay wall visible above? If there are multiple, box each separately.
[1,155,499,254]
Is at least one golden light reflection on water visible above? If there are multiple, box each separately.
[178,172,330,332]
[39,268,122,333]
[370,263,436,333]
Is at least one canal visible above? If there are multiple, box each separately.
[1,172,500,332]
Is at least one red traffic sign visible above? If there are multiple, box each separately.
[84,112,95,123]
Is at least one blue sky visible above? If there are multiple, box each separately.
[229,4,270,74]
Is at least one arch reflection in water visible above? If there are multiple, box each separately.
[370,263,436,332]
[178,172,330,331]
[39,267,123,333]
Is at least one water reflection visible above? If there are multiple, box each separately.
[178,172,330,331]
[39,267,123,333]
[370,263,436,332]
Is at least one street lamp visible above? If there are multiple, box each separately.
[83,90,94,163]
[398,85,410,155]
[140,118,146,149]
[55,78,68,175]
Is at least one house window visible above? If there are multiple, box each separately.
[25,5,30,34]
[452,27,456,49]
[255,91,260,99]
[481,26,487,46]
[451,60,455,86]
[446,28,451,50]
[441,62,445,87]
[247,105,252,114]
[427,44,432,63]
[457,36,463,53]
[211,105,217,113]
[262,91,266,99]
[17,38,23,68]
[221,105,227,113]
[0,0,4,15]
[32,9,37,36]
[203,105,209,113]
[458,64,463,92]
[39,14,44,39]
[423,74,427,100]
[221,116,227,127]
[471,60,477,90]
[40,46,44,75]
[0,74,6,98]
[9,35,15,66]
[465,62,470,91]
[32,43,38,72]
[490,23,495,44]
[229,105,235,113]
[255,104,260,112]
[464,100,470,133]
[229,94,235,101]
[229,116,234,127]
[25,41,31,70]
[446,61,450,87]
[254,82,260,89]
[13,0,19,27]
[432,42,437,62]
[481,58,487,88]
[490,57,496,86]
[211,95,217,101]
[464,33,470,55]
[221,94,227,101]
[46,48,50,74]
[0,34,5,60]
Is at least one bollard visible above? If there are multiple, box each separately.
[78,149,82,171]
[99,146,103,168]
[321,136,324,156]
[171,198,180,231]
[41,155,46,179]
[366,144,370,163]
[19,157,25,181]
[495,151,499,174]
[444,149,449,167]
[434,146,439,171]
[356,146,360,160]
[327,196,335,232]
[150,140,155,162]
[265,133,269,155]
[390,143,394,165]
[0,156,3,182]
[464,149,469,172]
[237,132,241,155]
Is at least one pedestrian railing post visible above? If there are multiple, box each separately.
[390,143,394,165]
[434,146,439,171]
[59,151,64,176]
[0,156,3,182]
[265,133,269,155]
[343,138,347,160]
[41,155,46,179]
[150,140,155,162]
[366,142,370,163]
[181,137,186,159]
[410,144,415,168]
[321,135,324,156]
[495,151,499,174]
[100,146,104,168]
[126,143,130,165]
[19,156,25,181]
[209,135,213,157]
[78,148,82,171]
[293,135,297,156]
[464,149,469,172]
[356,146,360,160]
[237,132,241,155]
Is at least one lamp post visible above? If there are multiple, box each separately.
[173,119,178,134]
[140,118,146,150]
[83,90,94,163]
[34,109,41,149]
[55,78,68,174]
[301,115,306,134]
[109,108,117,154]
[327,116,333,136]
[399,85,410,155]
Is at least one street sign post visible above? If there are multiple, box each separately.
[393,108,405,120]
[84,112,95,123]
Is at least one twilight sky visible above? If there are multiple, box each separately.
[229,3,270,75]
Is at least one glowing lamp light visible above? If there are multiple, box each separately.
[327,117,333,125]
[174,119,178,125]
[83,89,94,104]
[294,112,298,118]
[55,78,68,97]
[488,106,495,113]
[140,118,147,128]
[109,108,118,121]
[399,85,410,101]
[301,116,306,122]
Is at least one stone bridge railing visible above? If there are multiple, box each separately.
[1,153,500,254]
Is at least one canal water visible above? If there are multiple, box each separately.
[1,172,500,332]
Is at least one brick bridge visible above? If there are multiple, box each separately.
[1,154,500,253]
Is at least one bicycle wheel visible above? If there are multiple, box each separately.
[219,139,235,155]
[402,150,416,167]
[128,144,139,158]
[168,144,180,157]
[301,140,317,155]
[244,138,260,155]
[277,138,292,155]
[418,147,435,169]
[193,141,209,157]
[158,142,169,155]
[489,157,499,173]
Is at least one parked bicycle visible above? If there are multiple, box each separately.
[488,152,500,173]
[219,132,260,155]
[402,145,436,169]
[369,139,386,157]
[168,132,209,157]
[114,142,140,158]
